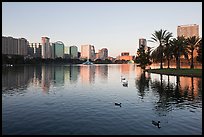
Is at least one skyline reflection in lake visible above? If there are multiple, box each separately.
[2,64,202,135]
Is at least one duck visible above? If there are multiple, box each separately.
[122,80,128,87]
[122,82,128,87]
[152,120,161,128]
[121,76,126,81]
[115,102,122,107]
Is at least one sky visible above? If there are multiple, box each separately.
[2,2,202,57]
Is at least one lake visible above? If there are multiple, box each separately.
[2,64,202,135]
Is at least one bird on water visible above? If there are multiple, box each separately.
[115,102,122,107]
[152,120,161,128]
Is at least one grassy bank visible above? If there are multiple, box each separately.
[145,68,202,77]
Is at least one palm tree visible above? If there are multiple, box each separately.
[170,36,188,69]
[196,39,202,63]
[149,29,172,69]
[186,36,201,69]
[163,32,173,68]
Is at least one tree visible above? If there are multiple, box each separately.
[186,36,201,68]
[170,36,188,69]
[135,45,152,69]
[196,39,202,63]
[163,33,173,68]
[149,29,172,69]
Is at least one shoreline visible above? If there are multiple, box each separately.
[145,68,202,78]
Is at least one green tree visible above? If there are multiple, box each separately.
[135,45,152,69]
[149,29,172,69]
[170,36,188,69]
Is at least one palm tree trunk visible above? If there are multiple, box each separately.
[167,58,170,69]
[160,48,163,69]
[178,56,180,69]
[176,56,180,69]
[191,50,194,69]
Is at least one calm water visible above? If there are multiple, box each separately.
[2,64,202,135]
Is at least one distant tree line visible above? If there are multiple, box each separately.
[2,54,130,65]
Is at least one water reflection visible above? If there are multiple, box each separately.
[149,74,202,116]
[2,64,202,135]
[2,65,110,93]
[135,70,151,99]
[80,65,96,85]
[2,66,34,93]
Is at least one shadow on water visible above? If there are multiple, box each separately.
[150,73,202,116]
[135,70,151,99]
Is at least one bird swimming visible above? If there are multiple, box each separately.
[152,120,161,128]
[122,82,128,87]
[122,79,128,87]
[121,75,126,80]
[115,102,122,107]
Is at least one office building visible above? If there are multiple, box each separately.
[52,41,64,58]
[41,37,51,59]
[81,44,95,60]
[69,45,78,59]
[177,24,199,38]
[2,36,28,56]
[98,48,108,60]
[119,52,133,61]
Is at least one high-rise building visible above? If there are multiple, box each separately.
[69,46,78,59]
[139,38,148,51]
[81,44,95,60]
[52,41,64,58]
[90,45,95,61]
[177,24,199,38]
[139,38,147,48]
[2,36,28,56]
[28,43,35,57]
[41,37,51,59]
[35,43,42,58]
[64,46,69,54]
[18,38,28,56]
[98,48,108,60]
[177,24,199,60]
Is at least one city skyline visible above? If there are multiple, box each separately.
[2,2,202,57]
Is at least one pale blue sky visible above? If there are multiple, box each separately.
[2,2,202,57]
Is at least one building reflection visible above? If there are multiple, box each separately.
[120,64,130,75]
[52,66,65,86]
[179,77,200,97]
[2,66,34,93]
[150,74,202,116]
[41,65,52,93]
[95,64,108,81]
[80,65,96,85]
[70,65,80,83]
[32,65,42,86]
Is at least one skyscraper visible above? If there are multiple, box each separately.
[81,44,95,60]
[81,45,91,60]
[41,37,51,59]
[69,46,78,59]
[2,36,28,56]
[98,48,108,60]
[177,24,199,60]
[52,41,64,59]
[177,24,199,38]
[139,38,147,48]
